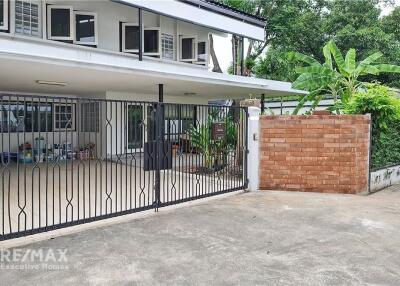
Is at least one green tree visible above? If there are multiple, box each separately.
[237,0,400,87]
[291,40,400,113]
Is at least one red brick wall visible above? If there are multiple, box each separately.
[259,115,371,194]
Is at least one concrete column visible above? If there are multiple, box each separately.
[247,106,261,192]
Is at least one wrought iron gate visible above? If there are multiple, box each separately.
[0,94,248,240]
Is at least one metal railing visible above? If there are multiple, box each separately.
[0,94,248,240]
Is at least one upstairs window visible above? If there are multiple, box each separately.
[143,27,160,56]
[161,33,174,60]
[15,0,40,37]
[0,0,9,31]
[196,41,207,65]
[122,23,139,53]
[47,5,74,41]
[180,36,197,62]
[75,11,97,46]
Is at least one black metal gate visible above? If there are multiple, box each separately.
[0,94,248,240]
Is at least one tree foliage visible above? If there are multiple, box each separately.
[341,84,400,169]
[289,40,400,113]
[221,0,400,87]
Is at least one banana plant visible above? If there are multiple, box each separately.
[290,40,400,114]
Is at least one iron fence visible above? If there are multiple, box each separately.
[0,94,248,240]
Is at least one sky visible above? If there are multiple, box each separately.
[214,0,400,73]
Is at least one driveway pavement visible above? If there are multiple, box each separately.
[1,187,400,285]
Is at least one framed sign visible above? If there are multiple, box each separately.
[212,123,226,140]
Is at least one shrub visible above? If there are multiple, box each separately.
[344,84,399,134]
[342,84,400,169]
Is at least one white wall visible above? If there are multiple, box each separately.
[7,0,213,66]
[370,165,400,192]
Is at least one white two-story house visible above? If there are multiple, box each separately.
[0,0,306,240]
[0,0,306,152]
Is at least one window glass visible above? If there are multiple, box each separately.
[164,106,195,140]
[144,29,159,54]
[181,38,194,60]
[127,105,143,149]
[51,8,70,37]
[15,1,39,36]
[76,14,95,44]
[162,33,174,60]
[0,102,25,132]
[81,102,99,132]
[197,42,206,62]
[165,105,178,119]
[125,25,139,51]
[55,104,74,130]
[0,101,52,132]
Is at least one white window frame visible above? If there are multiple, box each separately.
[179,35,197,62]
[54,103,76,131]
[0,0,9,31]
[195,41,208,66]
[47,5,74,41]
[122,22,139,53]
[14,0,41,37]
[143,27,161,56]
[74,11,98,46]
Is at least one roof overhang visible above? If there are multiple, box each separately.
[0,34,306,98]
[111,0,266,41]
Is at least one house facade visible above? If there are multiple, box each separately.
[0,0,306,153]
[0,0,306,240]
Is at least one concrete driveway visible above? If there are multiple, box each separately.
[1,187,400,285]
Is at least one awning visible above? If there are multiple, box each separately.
[111,0,266,41]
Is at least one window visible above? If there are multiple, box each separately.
[15,0,40,37]
[122,23,139,53]
[180,36,197,62]
[164,105,196,140]
[0,101,52,132]
[54,103,75,130]
[196,41,207,65]
[75,11,97,46]
[0,0,9,31]
[47,5,74,41]
[81,102,99,132]
[162,33,174,60]
[127,105,143,150]
[143,27,160,56]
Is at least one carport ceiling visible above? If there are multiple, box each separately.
[0,57,293,99]
[0,59,284,98]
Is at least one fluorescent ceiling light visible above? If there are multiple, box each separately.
[36,80,68,87]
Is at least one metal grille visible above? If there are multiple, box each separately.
[0,94,248,240]
[162,33,174,60]
[15,0,40,37]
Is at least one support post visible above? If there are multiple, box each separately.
[261,94,265,114]
[240,37,244,76]
[154,84,164,211]
[158,84,164,103]
[139,8,143,61]
[247,107,261,191]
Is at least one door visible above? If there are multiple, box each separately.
[127,104,144,152]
